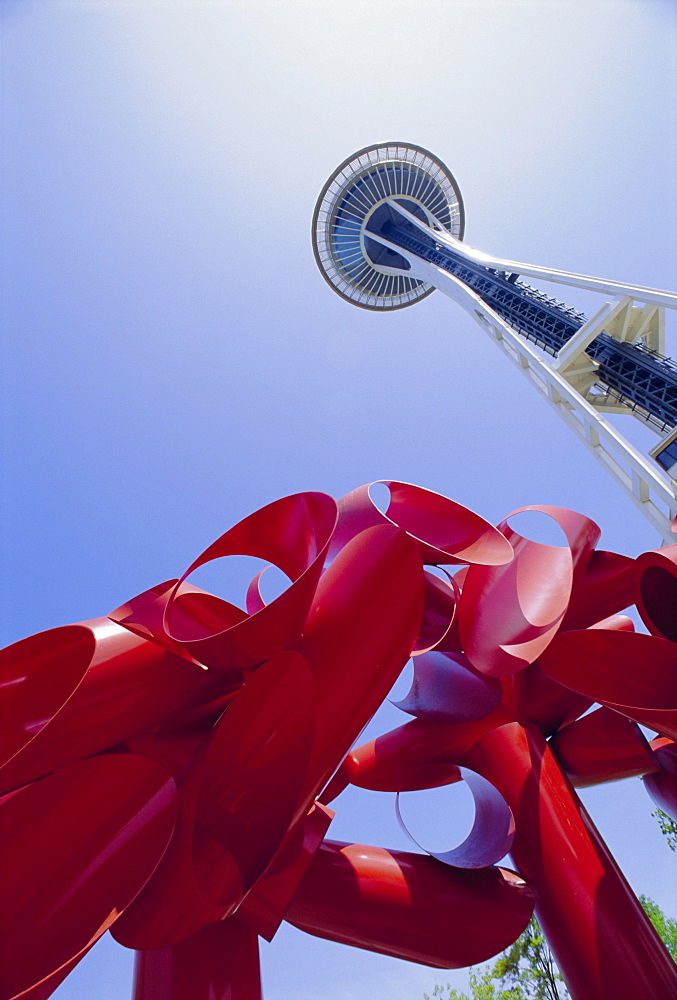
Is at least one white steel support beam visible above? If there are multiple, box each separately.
[383,199,677,310]
[553,298,629,372]
[364,226,677,542]
[428,267,677,542]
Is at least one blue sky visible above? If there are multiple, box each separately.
[1,2,676,998]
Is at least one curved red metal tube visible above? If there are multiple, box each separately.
[520,664,594,736]
[0,618,212,795]
[561,549,635,629]
[2,487,676,1000]
[0,753,177,1000]
[538,627,677,740]
[549,706,658,787]
[633,543,677,641]
[465,723,677,1000]
[458,507,580,677]
[112,493,338,674]
[237,802,335,941]
[644,768,677,823]
[329,481,514,565]
[163,492,338,672]
[297,524,425,809]
[285,839,534,968]
[346,708,511,792]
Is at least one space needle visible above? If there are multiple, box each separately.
[312,143,677,541]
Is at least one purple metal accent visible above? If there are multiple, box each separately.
[396,766,515,868]
[392,650,503,722]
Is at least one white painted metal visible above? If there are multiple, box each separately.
[383,198,677,310]
[365,225,677,543]
[554,298,630,372]
[650,427,677,480]
[379,200,671,422]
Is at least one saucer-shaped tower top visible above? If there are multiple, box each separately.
[312,142,465,311]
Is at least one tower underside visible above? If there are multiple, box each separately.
[312,143,464,311]
[379,218,677,432]
[313,143,677,436]
[313,143,677,540]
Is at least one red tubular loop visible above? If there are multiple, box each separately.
[330,481,513,566]
[458,508,578,677]
[0,618,214,795]
[538,627,677,741]
[633,543,677,641]
[561,550,634,629]
[396,765,515,868]
[285,839,534,968]
[3,484,677,1000]
[549,706,658,787]
[163,492,337,672]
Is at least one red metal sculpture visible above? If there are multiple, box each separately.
[1,483,676,1000]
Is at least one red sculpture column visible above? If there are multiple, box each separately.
[466,722,677,1000]
[133,919,261,1000]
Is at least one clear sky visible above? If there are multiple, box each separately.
[1,2,676,998]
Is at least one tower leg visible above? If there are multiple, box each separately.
[132,919,261,1000]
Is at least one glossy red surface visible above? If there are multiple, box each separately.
[298,524,424,808]
[285,839,534,968]
[113,650,315,949]
[133,919,261,1000]
[2,486,676,1000]
[520,664,593,736]
[192,651,316,905]
[164,492,337,672]
[549,706,658,787]
[346,708,511,792]
[644,767,677,823]
[561,549,634,629]
[644,736,677,820]
[459,508,577,677]
[111,759,231,950]
[465,723,677,1000]
[0,618,211,795]
[652,736,677,774]
[238,803,334,940]
[14,950,89,1000]
[0,753,177,1000]
[538,627,677,740]
[329,481,513,565]
[633,543,677,641]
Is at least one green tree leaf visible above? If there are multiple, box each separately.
[640,895,677,961]
[424,897,677,1000]
[652,808,677,853]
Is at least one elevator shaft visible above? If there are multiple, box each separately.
[378,215,677,429]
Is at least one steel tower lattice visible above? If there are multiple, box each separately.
[312,142,677,541]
